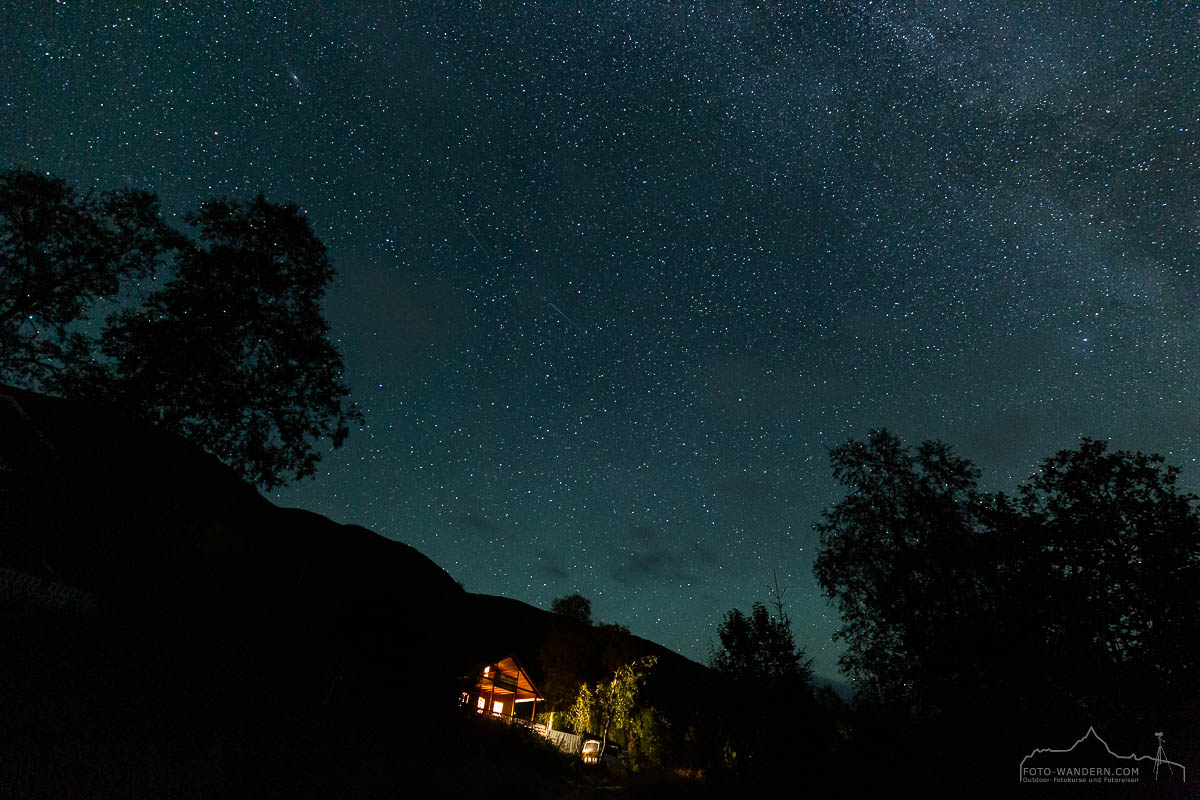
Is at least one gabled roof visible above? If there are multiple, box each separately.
[471,652,543,701]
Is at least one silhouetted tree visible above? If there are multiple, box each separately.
[813,430,1200,765]
[812,428,988,709]
[709,598,818,781]
[551,593,592,624]
[0,169,361,490]
[1006,438,1200,730]
[99,196,359,489]
[0,170,177,391]
[711,602,813,693]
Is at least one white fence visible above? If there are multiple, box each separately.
[545,728,584,756]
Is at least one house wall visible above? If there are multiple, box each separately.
[467,688,513,717]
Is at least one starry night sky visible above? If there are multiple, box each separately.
[4,2,1198,680]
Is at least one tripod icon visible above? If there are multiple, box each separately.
[1153,732,1175,780]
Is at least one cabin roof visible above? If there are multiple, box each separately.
[471,653,543,701]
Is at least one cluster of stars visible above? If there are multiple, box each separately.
[4,2,1197,678]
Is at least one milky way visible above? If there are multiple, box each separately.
[4,3,1196,679]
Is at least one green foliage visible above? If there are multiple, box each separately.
[624,706,671,771]
[567,682,597,736]
[539,614,648,738]
[568,655,658,759]
[550,593,592,624]
[0,169,361,490]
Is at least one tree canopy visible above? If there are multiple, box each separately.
[711,601,813,692]
[1006,439,1200,725]
[551,593,592,624]
[708,596,818,781]
[568,655,657,760]
[812,429,988,706]
[0,171,174,389]
[0,169,360,490]
[814,429,1200,735]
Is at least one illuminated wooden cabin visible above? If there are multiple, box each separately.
[462,654,543,723]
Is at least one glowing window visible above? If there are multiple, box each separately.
[476,696,485,710]
[493,700,504,715]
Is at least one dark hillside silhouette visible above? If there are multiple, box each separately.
[0,384,466,794]
[0,384,722,795]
